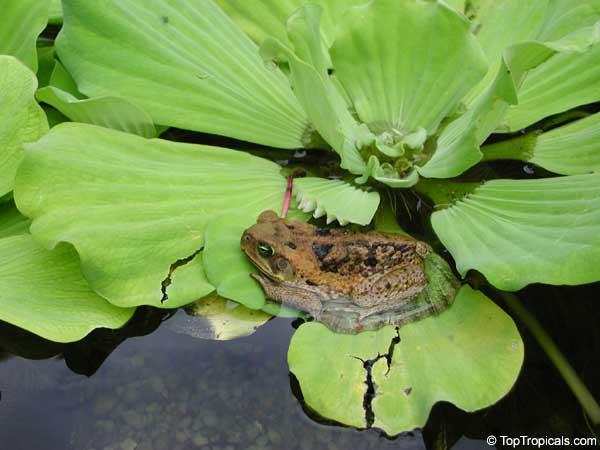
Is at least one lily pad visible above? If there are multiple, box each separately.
[168,293,272,341]
[0,234,135,343]
[56,0,309,148]
[294,177,380,226]
[430,174,600,290]
[0,0,49,71]
[14,123,289,308]
[0,56,48,197]
[288,286,523,434]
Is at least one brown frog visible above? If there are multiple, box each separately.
[241,211,458,333]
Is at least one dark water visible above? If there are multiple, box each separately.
[0,283,598,450]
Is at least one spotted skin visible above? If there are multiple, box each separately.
[241,211,458,334]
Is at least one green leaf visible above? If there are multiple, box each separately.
[430,175,600,290]
[0,56,49,197]
[0,202,30,239]
[371,286,522,433]
[203,210,307,312]
[0,0,49,71]
[56,0,309,148]
[168,293,272,341]
[260,6,372,177]
[330,0,487,136]
[14,123,290,308]
[289,324,396,429]
[49,0,63,25]
[260,5,421,187]
[288,286,523,434]
[467,1,600,137]
[203,215,267,310]
[294,177,380,226]
[36,62,158,138]
[0,235,135,343]
[483,112,600,175]
[215,0,365,50]
[503,41,600,131]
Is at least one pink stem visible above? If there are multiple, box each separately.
[281,174,294,218]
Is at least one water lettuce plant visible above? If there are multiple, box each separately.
[1,0,599,435]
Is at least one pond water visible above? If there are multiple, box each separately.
[0,283,598,450]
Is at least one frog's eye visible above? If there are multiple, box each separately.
[257,242,274,257]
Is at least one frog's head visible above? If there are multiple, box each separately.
[241,210,296,282]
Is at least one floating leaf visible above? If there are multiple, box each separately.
[0,235,135,343]
[483,111,600,175]
[56,0,309,148]
[36,62,158,138]
[168,293,272,341]
[0,56,48,197]
[288,286,522,434]
[0,0,49,71]
[371,286,522,433]
[430,175,600,290]
[15,123,289,308]
[294,177,380,226]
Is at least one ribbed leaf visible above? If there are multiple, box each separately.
[260,6,373,177]
[14,123,294,308]
[431,175,600,290]
[0,235,135,343]
[294,177,380,226]
[503,41,600,131]
[215,0,365,49]
[0,0,48,71]
[468,0,600,136]
[288,286,522,434]
[330,0,487,135]
[36,62,157,138]
[0,56,48,197]
[261,5,420,187]
[483,112,600,175]
[56,0,309,148]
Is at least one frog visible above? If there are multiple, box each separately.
[241,210,459,334]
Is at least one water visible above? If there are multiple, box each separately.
[0,283,598,450]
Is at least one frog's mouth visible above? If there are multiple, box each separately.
[241,248,286,283]
[252,261,286,283]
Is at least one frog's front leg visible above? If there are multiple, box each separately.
[251,273,326,318]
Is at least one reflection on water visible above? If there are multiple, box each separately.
[0,312,422,450]
[0,283,598,450]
